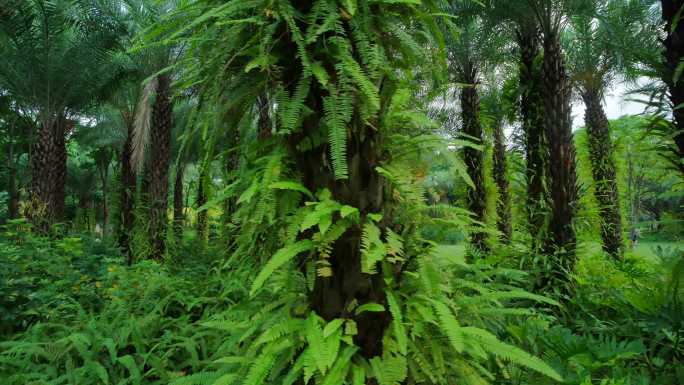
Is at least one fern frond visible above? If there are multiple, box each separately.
[250,240,314,296]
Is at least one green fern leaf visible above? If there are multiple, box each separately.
[250,240,314,296]
[386,291,407,355]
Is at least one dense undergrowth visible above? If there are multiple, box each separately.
[1,219,682,385]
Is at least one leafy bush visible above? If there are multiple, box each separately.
[0,220,121,334]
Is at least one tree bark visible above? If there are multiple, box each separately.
[492,118,512,242]
[459,61,488,253]
[7,121,19,220]
[540,28,579,266]
[582,88,624,259]
[173,161,185,241]
[119,119,136,264]
[196,165,208,241]
[661,0,684,176]
[517,25,547,251]
[28,116,67,230]
[285,74,391,358]
[144,74,173,261]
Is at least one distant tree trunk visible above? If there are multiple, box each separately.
[119,119,136,264]
[144,74,173,261]
[517,25,547,251]
[7,122,19,220]
[459,61,488,253]
[196,165,208,240]
[661,0,684,176]
[97,157,110,237]
[28,116,67,230]
[173,161,185,240]
[257,94,271,139]
[492,118,512,242]
[582,88,624,259]
[540,26,578,268]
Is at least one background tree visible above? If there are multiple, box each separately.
[446,1,507,253]
[660,0,684,176]
[0,0,123,229]
[564,0,654,259]
[530,0,580,292]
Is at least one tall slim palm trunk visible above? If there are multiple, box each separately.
[540,28,578,267]
[661,0,684,175]
[492,118,512,242]
[582,88,624,259]
[517,25,547,250]
[144,74,173,260]
[460,61,488,252]
[119,119,136,263]
[7,122,19,220]
[196,165,208,240]
[28,116,67,230]
[173,161,185,240]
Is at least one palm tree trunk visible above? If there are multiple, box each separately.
[284,73,391,358]
[7,122,19,220]
[517,25,547,251]
[28,116,66,230]
[540,28,579,266]
[460,61,488,253]
[661,0,684,175]
[492,118,512,242]
[173,161,185,241]
[119,119,136,263]
[582,88,624,259]
[196,165,208,240]
[145,74,173,260]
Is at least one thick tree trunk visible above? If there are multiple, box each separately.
[28,116,67,230]
[173,162,185,240]
[517,25,547,250]
[144,74,173,260]
[492,118,512,242]
[460,62,488,253]
[661,0,684,175]
[540,29,578,266]
[196,165,208,240]
[287,78,391,358]
[119,119,136,264]
[582,88,624,259]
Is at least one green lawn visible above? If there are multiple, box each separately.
[579,240,683,262]
[438,241,684,265]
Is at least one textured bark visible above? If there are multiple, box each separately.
[144,74,173,260]
[27,116,67,230]
[196,166,208,241]
[119,119,136,264]
[517,25,547,250]
[460,61,488,252]
[540,29,578,264]
[173,162,185,240]
[582,88,624,259]
[283,72,391,358]
[7,122,19,220]
[492,118,512,242]
[8,164,19,220]
[257,94,271,139]
[661,0,684,175]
